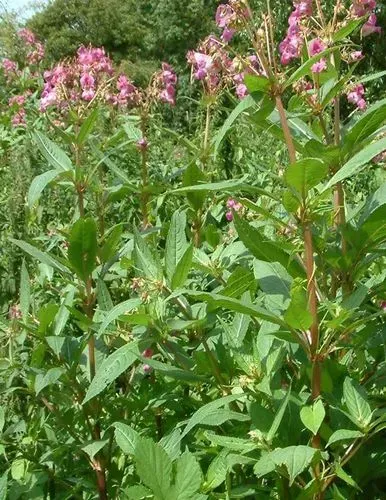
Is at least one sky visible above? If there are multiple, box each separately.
[3,0,38,18]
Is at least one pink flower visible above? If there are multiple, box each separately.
[311,58,327,73]
[190,51,214,80]
[279,0,312,65]
[161,63,177,85]
[381,301,386,310]
[226,198,242,220]
[11,109,27,127]
[160,83,176,105]
[308,38,326,57]
[216,4,234,28]
[351,0,377,17]
[222,27,236,42]
[137,137,149,150]
[362,13,381,37]
[349,50,364,62]
[347,84,367,110]
[81,89,95,101]
[143,364,152,374]
[9,95,26,107]
[18,28,36,45]
[80,72,95,89]
[2,58,17,75]
[236,83,248,99]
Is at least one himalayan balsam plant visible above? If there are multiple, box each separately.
[1,0,386,499]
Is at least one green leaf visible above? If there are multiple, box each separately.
[124,485,152,499]
[245,74,271,94]
[344,101,386,148]
[335,464,362,491]
[220,266,255,298]
[33,131,73,171]
[0,408,4,435]
[0,472,7,500]
[326,429,363,448]
[96,278,114,311]
[113,422,140,455]
[267,389,291,442]
[186,290,284,326]
[284,47,339,89]
[172,177,248,194]
[205,433,257,453]
[134,437,172,500]
[68,218,98,281]
[20,260,30,321]
[53,286,75,335]
[138,358,206,383]
[10,239,70,274]
[82,439,109,459]
[97,298,141,336]
[28,169,63,207]
[166,211,187,282]
[333,18,363,41]
[214,95,254,155]
[181,394,247,438]
[325,137,386,189]
[300,400,325,435]
[256,446,317,485]
[35,367,64,395]
[205,450,229,491]
[182,163,206,211]
[83,341,142,403]
[234,214,304,278]
[171,244,193,290]
[358,182,386,225]
[343,378,372,429]
[76,108,99,144]
[284,279,313,330]
[285,158,327,197]
[357,70,386,85]
[172,451,202,500]
[134,230,162,281]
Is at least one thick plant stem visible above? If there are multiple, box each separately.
[276,96,323,489]
[275,96,296,164]
[140,114,149,229]
[74,142,108,500]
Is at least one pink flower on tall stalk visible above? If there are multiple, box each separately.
[308,38,326,57]
[215,1,249,42]
[80,72,95,89]
[362,13,382,37]
[349,50,364,62]
[137,137,149,150]
[11,109,27,127]
[347,84,367,110]
[225,198,242,221]
[351,0,377,17]
[18,28,36,45]
[311,58,327,74]
[158,63,177,105]
[279,0,312,65]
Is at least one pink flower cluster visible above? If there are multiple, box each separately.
[279,0,313,65]
[158,63,177,106]
[351,1,381,36]
[226,198,242,221]
[187,36,231,94]
[229,55,261,100]
[8,93,30,128]
[2,58,18,80]
[347,83,366,110]
[18,28,45,65]
[40,45,115,112]
[215,1,250,42]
